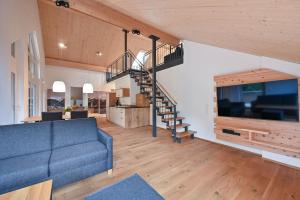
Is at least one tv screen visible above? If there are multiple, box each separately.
[217,79,299,122]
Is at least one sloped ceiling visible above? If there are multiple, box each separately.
[38,1,152,70]
[96,0,300,64]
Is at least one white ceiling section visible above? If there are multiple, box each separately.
[97,0,300,63]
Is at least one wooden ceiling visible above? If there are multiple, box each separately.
[96,0,300,64]
[38,1,152,72]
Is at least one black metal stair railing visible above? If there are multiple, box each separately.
[106,51,135,81]
[129,51,179,141]
[143,43,183,71]
[105,46,183,141]
[106,43,183,81]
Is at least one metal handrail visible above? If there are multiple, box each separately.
[144,43,167,57]
[106,51,129,69]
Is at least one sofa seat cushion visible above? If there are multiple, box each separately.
[50,141,108,175]
[0,151,50,193]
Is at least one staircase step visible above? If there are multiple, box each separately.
[131,70,148,75]
[169,123,190,130]
[150,96,164,99]
[158,106,173,109]
[131,75,149,79]
[140,83,152,86]
[140,84,152,88]
[161,100,169,104]
[158,111,179,116]
[135,77,151,81]
[175,130,196,143]
[135,76,151,80]
[137,80,152,84]
[141,91,160,95]
[162,117,185,123]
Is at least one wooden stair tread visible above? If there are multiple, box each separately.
[141,83,152,86]
[150,96,164,99]
[159,106,173,109]
[169,123,190,129]
[176,130,196,138]
[162,117,185,122]
[135,76,151,80]
[158,111,179,115]
[142,91,160,95]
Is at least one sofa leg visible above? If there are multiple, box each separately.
[107,169,113,175]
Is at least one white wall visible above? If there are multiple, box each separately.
[0,0,45,125]
[156,40,300,168]
[45,65,111,107]
[105,75,140,105]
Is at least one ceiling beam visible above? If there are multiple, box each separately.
[45,57,107,72]
[41,0,180,45]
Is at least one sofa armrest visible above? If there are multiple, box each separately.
[97,129,113,169]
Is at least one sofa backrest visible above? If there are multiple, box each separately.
[0,122,52,160]
[52,118,98,149]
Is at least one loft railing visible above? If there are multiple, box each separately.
[106,43,183,81]
[143,43,183,70]
[106,51,134,81]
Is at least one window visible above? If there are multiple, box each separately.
[28,82,37,117]
[131,50,149,70]
[28,33,40,79]
[28,32,40,117]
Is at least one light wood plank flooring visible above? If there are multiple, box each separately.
[53,118,300,200]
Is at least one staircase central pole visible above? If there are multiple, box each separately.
[149,35,160,137]
[123,29,129,71]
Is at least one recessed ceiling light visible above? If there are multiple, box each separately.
[58,42,67,49]
[96,51,103,56]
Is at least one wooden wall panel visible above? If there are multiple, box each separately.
[214,68,300,158]
[214,68,297,87]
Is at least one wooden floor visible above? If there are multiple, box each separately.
[53,118,300,200]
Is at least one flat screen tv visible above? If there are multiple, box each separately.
[217,79,299,122]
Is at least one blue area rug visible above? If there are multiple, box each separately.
[85,173,164,200]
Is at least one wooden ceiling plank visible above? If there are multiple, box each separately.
[96,0,300,64]
[40,0,179,45]
[45,57,107,72]
[38,0,152,71]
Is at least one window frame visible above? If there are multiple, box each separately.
[28,32,41,117]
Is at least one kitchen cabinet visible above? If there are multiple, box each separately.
[107,92,117,107]
[116,88,130,98]
[108,107,149,128]
[108,107,125,127]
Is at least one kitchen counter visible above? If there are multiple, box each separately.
[108,106,150,128]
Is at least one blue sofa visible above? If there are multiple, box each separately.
[0,118,113,195]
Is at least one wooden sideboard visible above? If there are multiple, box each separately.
[214,68,300,158]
